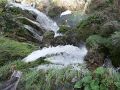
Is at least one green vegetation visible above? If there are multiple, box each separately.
[86,35,109,48]
[74,67,120,90]
[0,59,47,82]
[0,0,120,90]
[0,0,7,4]
[58,26,70,34]
[109,32,120,67]
[77,14,105,29]
[19,65,86,90]
[0,37,36,67]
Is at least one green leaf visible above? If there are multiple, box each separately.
[94,67,105,75]
[90,80,99,90]
[115,82,120,89]
[82,76,92,84]
[85,85,91,90]
[100,84,108,90]
[74,81,82,88]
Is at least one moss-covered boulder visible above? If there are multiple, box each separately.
[58,26,71,34]
[100,21,120,37]
[86,35,110,48]
[42,31,55,47]
[0,37,36,67]
[48,6,65,18]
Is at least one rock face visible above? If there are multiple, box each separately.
[13,0,89,12]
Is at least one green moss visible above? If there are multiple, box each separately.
[86,35,110,48]
[0,37,36,66]
[0,0,7,5]
[8,7,22,15]
[58,26,71,34]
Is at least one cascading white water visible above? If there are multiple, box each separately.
[24,25,43,41]
[60,10,72,17]
[23,45,87,66]
[8,1,60,36]
[7,0,88,70]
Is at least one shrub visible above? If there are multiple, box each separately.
[77,14,105,29]
[86,35,110,48]
[74,67,120,90]
[109,32,120,67]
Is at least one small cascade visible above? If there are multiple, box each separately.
[23,45,87,68]
[7,1,60,36]
[60,10,72,17]
[24,25,43,41]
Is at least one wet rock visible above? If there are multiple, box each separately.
[53,36,67,46]
[17,17,44,34]
[42,31,54,47]
[48,6,65,18]
[85,48,104,70]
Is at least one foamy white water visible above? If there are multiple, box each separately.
[60,10,72,17]
[24,25,43,41]
[23,45,87,65]
[37,64,65,71]
[37,63,88,71]
[8,1,59,36]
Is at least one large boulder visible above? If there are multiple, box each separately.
[13,0,87,12]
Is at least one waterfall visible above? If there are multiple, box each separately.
[7,0,88,70]
[24,25,43,41]
[8,1,60,36]
[23,45,87,66]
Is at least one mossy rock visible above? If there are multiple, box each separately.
[47,6,65,18]
[86,35,110,48]
[58,26,71,34]
[100,21,120,37]
[42,31,54,46]
[0,37,36,66]
[75,13,107,41]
